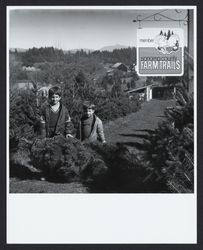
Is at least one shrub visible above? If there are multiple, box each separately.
[10,136,109,184]
[141,89,194,193]
[10,135,155,192]
[85,143,153,193]
[30,136,108,183]
[9,88,41,155]
[95,94,141,122]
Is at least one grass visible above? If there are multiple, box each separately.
[104,99,175,145]
[10,178,88,193]
[10,98,175,193]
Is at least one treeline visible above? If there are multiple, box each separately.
[12,46,136,66]
[91,47,136,65]
[13,47,65,66]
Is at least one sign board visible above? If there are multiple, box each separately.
[137,28,184,76]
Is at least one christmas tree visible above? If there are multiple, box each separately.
[142,89,194,193]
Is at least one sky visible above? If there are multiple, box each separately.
[9,8,189,51]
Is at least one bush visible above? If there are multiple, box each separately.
[30,136,93,182]
[84,143,155,193]
[10,136,109,184]
[10,138,42,179]
[9,88,41,154]
[141,89,194,193]
[95,94,141,122]
[10,135,157,192]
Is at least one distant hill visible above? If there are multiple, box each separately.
[100,44,128,52]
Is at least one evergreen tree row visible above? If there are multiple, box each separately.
[12,46,136,66]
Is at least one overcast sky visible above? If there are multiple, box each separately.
[9,8,188,50]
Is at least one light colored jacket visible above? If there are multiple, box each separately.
[78,114,106,143]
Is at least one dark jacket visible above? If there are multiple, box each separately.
[77,114,106,143]
[40,103,74,138]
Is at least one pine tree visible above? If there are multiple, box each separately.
[167,30,171,40]
[142,89,194,193]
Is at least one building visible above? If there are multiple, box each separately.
[37,85,52,97]
[127,85,153,101]
[112,63,128,72]
[12,80,35,90]
[22,66,40,72]
[127,84,177,102]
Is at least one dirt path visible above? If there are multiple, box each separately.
[104,99,175,146]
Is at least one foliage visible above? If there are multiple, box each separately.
[30,136,107,182]
[10,135,155,193]
[22,47,65,66]
[9,46,147,192]
[96,94,140,122]
[9,85,193,193]
[9,88,40,142]
[10,136,108,183]
[165,89,193,131]
[162,76,181,86]
[9,60,28,85]
[91,47,136,65]
[9,58,141,139]
[83,142,163,193]
[141,89,194,193]
[10,138,42,179]
[13,46,137,67]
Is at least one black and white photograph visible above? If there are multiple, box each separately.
[6,5,197,244]
[8,6,195,194]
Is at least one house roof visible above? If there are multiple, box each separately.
[112,62,127,68]
[38,86,50,91]
[127,84,154,93]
